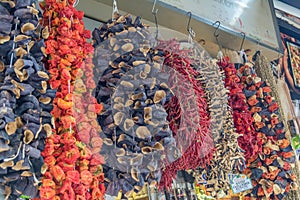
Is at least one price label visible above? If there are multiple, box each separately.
[228,174,253,194]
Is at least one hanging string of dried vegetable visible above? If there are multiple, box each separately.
[92,14,179,198]
[156,39,214,190]
[218,57,263,159]
[39,0,105,199]
[0,0,54,199]
[204,59,245,197]
[236,63,297,199]
[72,41,106,200]
[177,42,245,197]
[254,53,300,200]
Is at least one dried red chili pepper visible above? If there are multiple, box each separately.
[157,40,214,190]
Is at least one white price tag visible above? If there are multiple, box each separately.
[229,174,253,194]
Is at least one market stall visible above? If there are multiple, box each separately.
[0,0,299,200]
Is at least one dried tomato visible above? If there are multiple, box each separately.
[79,159,89,171]
[57,162,74,172]
[75,195,86,200]
[57,98,73,110]
[42,179,56,188]
[44,155,56,167]
[74,185,87,195]
[79,146,92,160]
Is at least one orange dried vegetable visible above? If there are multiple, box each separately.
[50,165,66,183]
[42,179,56,188]
[80,170,93,185]
[40,187,56,200]
[66,171,80,184]
[40,0,105,199]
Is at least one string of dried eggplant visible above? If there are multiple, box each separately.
[0,0,54,199]
[92,14,179,198]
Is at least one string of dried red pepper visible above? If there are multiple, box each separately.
[218,57,263,159]
[39,0,105,199]
[156,39,214,190]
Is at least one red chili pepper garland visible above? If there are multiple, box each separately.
[237,64,297,199]
[218,57,263,159]
[174,46,245,197]
[39,0,105,199]
[157,40,214,190]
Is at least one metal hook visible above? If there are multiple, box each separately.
[213,21,221,38]
[277,48,281,60]
[213,21,222,51]
[252,40,261,62]
[239,32,246,51]
[186,12,192,32]
[152,0,158,14]
[256,40,261,51]
[186,12,195,40]
[152,0,159,39]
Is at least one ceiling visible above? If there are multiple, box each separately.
[77,0,286,60]
[278,0,300,10]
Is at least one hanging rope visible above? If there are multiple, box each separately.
[112,0,119,20]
